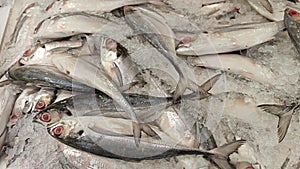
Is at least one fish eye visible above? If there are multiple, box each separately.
[53,126,63,136]
[289,9,299,17]
[40,112,51,122]
[35,101,46,109]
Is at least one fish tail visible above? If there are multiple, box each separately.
[258,104,294,143]
[206,140,246,169]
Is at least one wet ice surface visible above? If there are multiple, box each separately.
[1,0,300,168]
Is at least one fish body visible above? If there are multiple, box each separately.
[35,14,111,39]
[47,119,212,161]
[258,101,300,142]
[187,54,276,85]
[124,6,204,101]
[284,8,300,54]
[33,93,174,127]
[45,117,245,163]
[33,74,221,126]
[8,64,94,92]
[176,22,284,56]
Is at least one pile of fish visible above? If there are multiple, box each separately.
[0,0,300,168]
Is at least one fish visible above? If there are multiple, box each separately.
[34,13,112,39]
[8,64,95,93]
[124,6,206,101]
[44,0,167,15]
[0,84,19,150]
[33,92,193,129]
[33,73,222,126]
[284,8,300,54]
[246,0,284,21]
[45,116,246,163]
[87,35,144,89]
[258,101,300,142]
[51,53,143,146]
[187,54,276,85]
[176,21,284,56]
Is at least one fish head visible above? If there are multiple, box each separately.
[11,86,39,119]
[47,118,84,140]
[31,89,55,112]
[285,8,300,20]
[47,121,74,139]
[33,103,72,127]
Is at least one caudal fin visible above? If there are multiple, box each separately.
[207,140,246,169]
[258,104,294,142]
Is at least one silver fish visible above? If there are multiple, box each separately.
[187,54,277,85]
[8,64,94,92]
[176,22,284,56]
[34,13,111,39]
[33,74,221,126]
[258,101,300,142]
[45,116,246,164]
[51,53,143,146]
[124,6,205,101]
